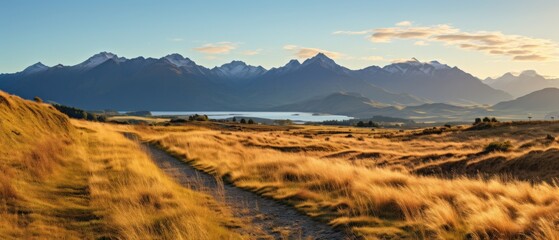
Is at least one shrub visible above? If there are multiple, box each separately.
[188,114,209,121]
[240,119,246,124]
[170,118,187,123]
[483,117,491,123]
[484,141,512,152]
[53,104,106,122]
[248,119,255,124]
[33,96,43,103]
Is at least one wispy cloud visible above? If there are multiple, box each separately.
[368,22,558,62]
[194,42,236,54]
[169,38,184,42]
[283,45,342,59]
[332,30,370,35]
[242,49,262,56]
[396,21,412,27]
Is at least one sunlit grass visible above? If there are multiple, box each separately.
[134,123,559,239]
[0,91,245,239]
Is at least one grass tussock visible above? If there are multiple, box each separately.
[134,124,559,239]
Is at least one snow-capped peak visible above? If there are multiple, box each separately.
[212,61,266,79]
[76,52,127,69]
[428,60,450,70]
[383,58,450,74]
[22,62,49,74]
[164,54,195,68]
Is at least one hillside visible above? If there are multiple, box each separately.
[493,88,559,112]
[0,91,247,239]
[273,92,490,121]
[272,92,387,115]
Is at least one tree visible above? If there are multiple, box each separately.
[474,118,482,125]
[490,117,498,122]
[232,117,237,122]
[240,118,246,124]
[356,121,365,127]
[528,116,533,121]
[552,116,556,121]
[368,120,373,127]
[33,96,43,103]
[483,117,491,123]
[248,119,255,124]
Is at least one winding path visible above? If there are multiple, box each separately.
[126,134,355,239]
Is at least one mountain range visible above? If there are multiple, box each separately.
[0,52,556,121]
[484,70,559,98]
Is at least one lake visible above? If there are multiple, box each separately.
[149,111,353,122]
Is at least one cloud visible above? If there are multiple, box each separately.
[283,45,298,50]
[242,49,262,56]
[332,30,370,35]
[513,55,548,61]
[396,21,412,27]
[371,24,457,43]
[283,45,342,59]
[169,38,184,42]
[194,42,236,54]
[367,22,557,62]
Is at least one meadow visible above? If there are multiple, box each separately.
[131,121,559,239]
[2,89,559,239]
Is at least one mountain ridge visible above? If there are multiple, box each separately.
[0,52,513,112]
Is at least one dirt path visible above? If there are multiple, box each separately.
[127,135,355,239]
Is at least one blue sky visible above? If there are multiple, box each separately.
[1,0,558,78]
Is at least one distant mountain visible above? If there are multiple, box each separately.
[273,92,489,121]
[353,58,512,105]
[243,53,424,107]
[21,62,49,75]
[210,61,266,81]
[0,52,519,112]
[484,70,559,97]
[75,52,127,70]
[493,88,559,112]
[0,53,239,110]
[272,92,388,115]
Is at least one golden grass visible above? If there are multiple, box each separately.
[75,120,245,239]
[0,91,246,239]
[134,123,559,239]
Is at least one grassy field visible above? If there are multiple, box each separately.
[3,89,559,239]
[0,91,247,239]
[132,122,559,239]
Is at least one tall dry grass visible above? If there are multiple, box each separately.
[1,91,246,239]
[136,125,559,239]
[75,121,246,240]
